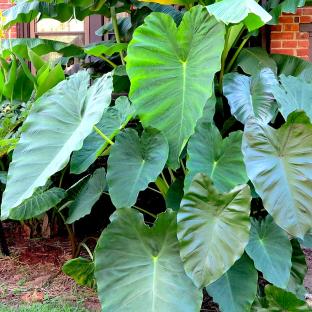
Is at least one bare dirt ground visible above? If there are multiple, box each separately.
[0,232,101,311]
[0,224,311,311]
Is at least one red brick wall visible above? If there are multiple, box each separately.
[271,7,312,60]
[0,1,16,38]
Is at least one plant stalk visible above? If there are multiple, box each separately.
[110,6,125,65]
[93,125,115,145]
[225,35,250,74]
[98,55,117,68]
[133,205,156,218]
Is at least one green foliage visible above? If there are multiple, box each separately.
[62,257,95,288]
[223,68,278,124]
[272,75,312,119]
[107,128,169,208]
[178,174,251,288]
[246,216,292,288]
[206,0,272,31]
[94,209,202,311]
[243,111,312,239]
[185,121,247,192]
[206,253,258,312]
[0,0,311,310]
[70,96,134,174]
[1,71,113,219]
[66,168,107,224]
[127,6,225,168]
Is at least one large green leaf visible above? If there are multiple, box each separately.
[127,6,225,168]
[177,173,251,288]
[185,121,247,193]
[242,111,312,239]
[62,257,95,288]
[66,168,106,224]
[265,285,310,311]
[272,54,312,83]
[9,187,65,220]
[107,128,169,208]
[206,253,258,312]
[223,68,278,124]
[70,96,134,174]
[272,75,312,120]
[1,71,113,220]
[287,240,307,299]
[1,38,83,59]
[84,41,128,57]
[206,0,272,31]
[245,216,292,288]
[94,209,202,311]
[236,48,277,76]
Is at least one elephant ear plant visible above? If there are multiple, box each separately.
[1,0,312,311]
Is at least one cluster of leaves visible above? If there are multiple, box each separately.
[1,0,312,311]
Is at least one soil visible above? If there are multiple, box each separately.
[0,223,311,311]
[0,225,101,311]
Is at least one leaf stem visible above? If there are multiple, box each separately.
[219,28,230,93]
[148,186,162,194]
[58,210,77,257]
[225,35,250,74]
[93,125,115,145]
[133,205,156,218]
[180,160,186,175]
[98,55,117,68]
[110,6,125,65]
[161,172,169,189]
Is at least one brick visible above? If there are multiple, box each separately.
[271,48,296,56]
[297,32,309,39]
[300,16,312,23]
[283,24,299,31]
[282,41,297,48]
[271,32,294,40]
[271,41,282,49]
[279,16,294,23]
[298,40,309,48]
[271,25,282,31]
[303,7,312,15]
[297,49,309,56]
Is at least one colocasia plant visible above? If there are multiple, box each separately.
[1,0,312,311]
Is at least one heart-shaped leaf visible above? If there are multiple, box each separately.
[66,168,107,224]
[127,6,225,168]
[70,96,134,174]
[272,54,312,82]
[1,71,113,220]
[9,187,65,220]
[265,285,310,311]
[206,253,258,312]
[245,216,292,288]
[272,75,312,120]
[223,68,278,124]
[107,128,169,208]
[206,0,272,31]
[62,257,95,288]
[243,111,312,239]
[185,121,247,192]
[94,209,202,312]
[237,48,277,76]
[177,173,251,288]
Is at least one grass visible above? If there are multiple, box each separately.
[0,300,89,312]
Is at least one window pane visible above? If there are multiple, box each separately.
[36,19,84,33]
